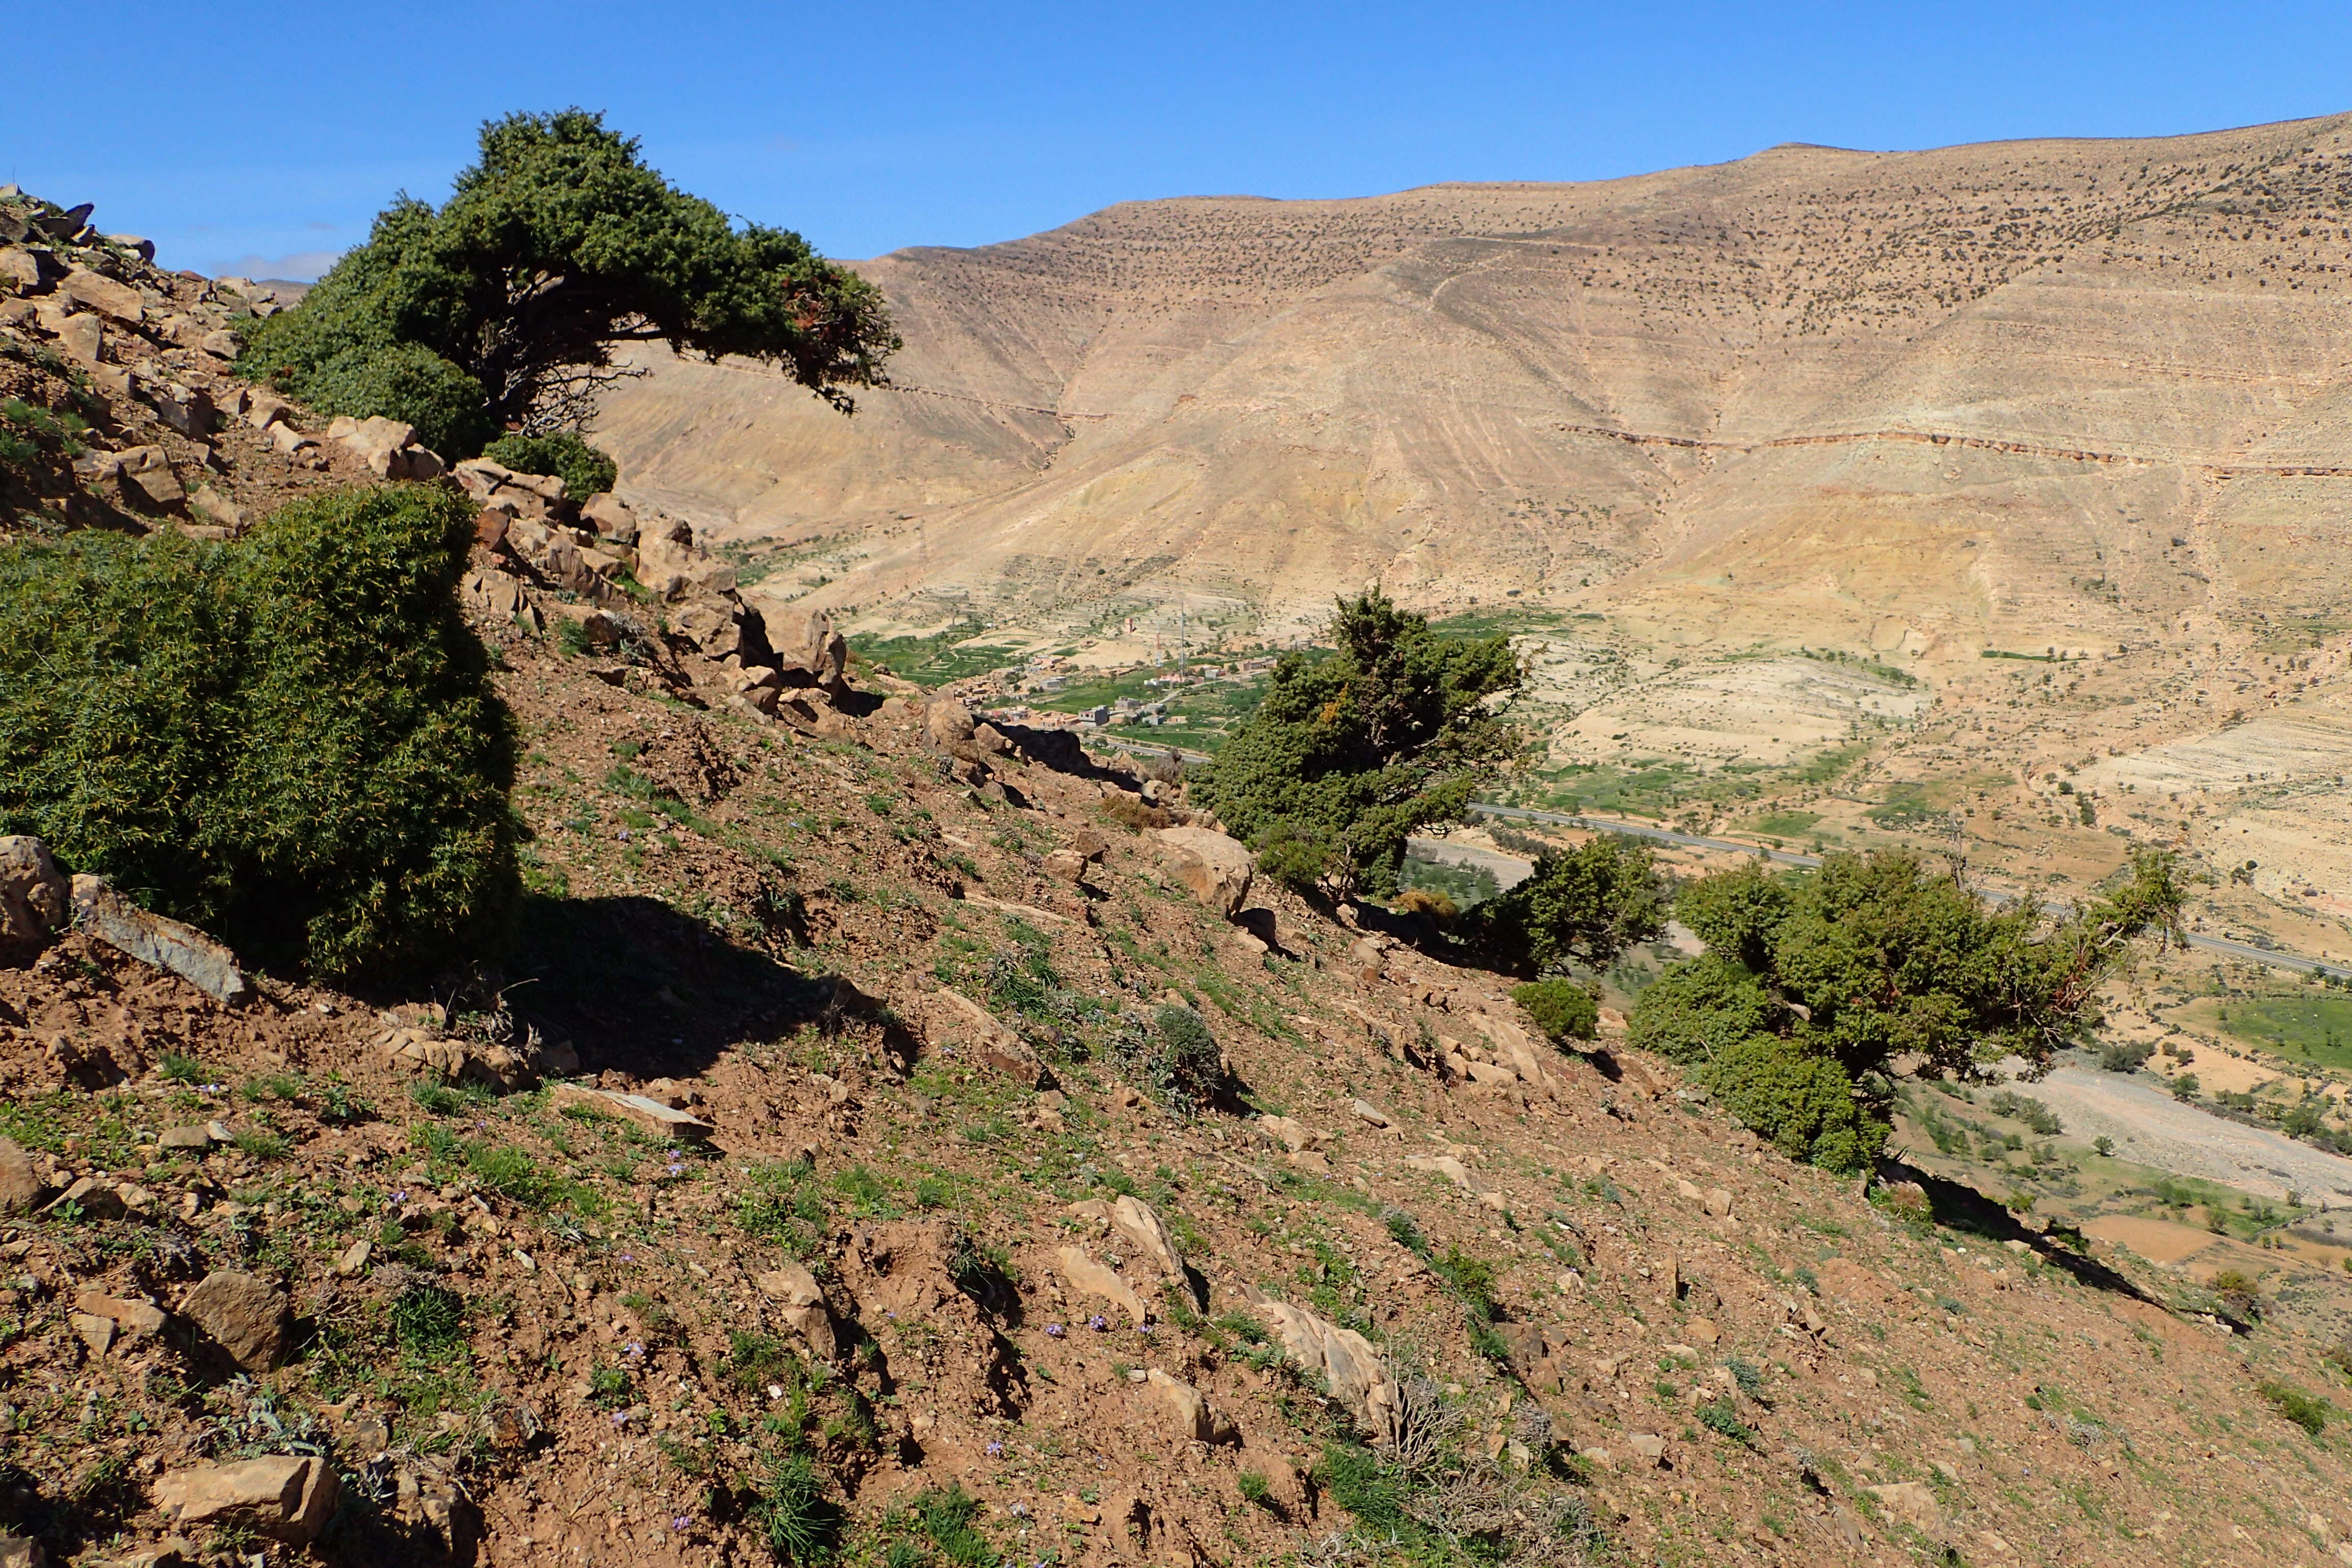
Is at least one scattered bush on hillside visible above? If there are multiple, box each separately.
[1108,1006,1224,1116]
[482,431,617,499]
[1629,847,2184,1172]
[1511,977,1599,1046]
[0,483,520,976]
[1197,589,1521,899]
[240,109,896,455]
[2098,1038,2156,1073]
[1473,832,1666,974]
[2258,1380,2330,1436]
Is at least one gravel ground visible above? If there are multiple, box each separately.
[2024,1064,2352,1206]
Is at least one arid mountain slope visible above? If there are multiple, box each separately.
[598,113,2352,661]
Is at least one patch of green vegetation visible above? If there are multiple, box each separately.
[1746,810,1821,838]
[736,1158,828,1259]
[846,621,1018,688]
[2207,989,2352,1071]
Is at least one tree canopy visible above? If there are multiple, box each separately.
[1195,590,1522,899]
[1630,848,2185,1171]
[1475,833,1667,975]
[240,110,898,455]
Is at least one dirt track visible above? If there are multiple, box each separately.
[2024,1064,2352,1205]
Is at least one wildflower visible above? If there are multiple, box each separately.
[986,1440,1004,1458]
[671,1516,692,1532]
[1089,1314,1109,1332]
[1045,1322,1066,1338]
[625,1341,646,1361]
[610,1410,631,1428]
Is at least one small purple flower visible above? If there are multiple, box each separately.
[610,1410,631,1428]
[1045,1322,1065,1338]
[620,1252,634,1262]
[671,1516,692,1532]
[986,1440,1004,1458]
[1009,1503,1030,1518]
[624,1341,646,1361]
[1089,1314,1108,1332]
[1137,1324,1155,1336]
[388,1190,408,1206]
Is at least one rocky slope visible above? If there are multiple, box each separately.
[7,531,2352,1567]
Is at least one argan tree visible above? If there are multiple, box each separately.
[1196,589,1521,899]
[241,110,897,455]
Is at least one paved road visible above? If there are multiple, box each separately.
[1471,803,2342,979]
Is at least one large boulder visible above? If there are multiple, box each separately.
[579,492,639,545]
[778,608,848,686]
[58,267,143,325]
[0,836,67,946]
[1057,1246,1152,1324]
[154,1456,339,1543]
[1153,826,1255,918]
[180,1269,291,1373]
[0,1137,42,1216]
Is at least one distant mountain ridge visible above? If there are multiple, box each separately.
[594,111,2352,668]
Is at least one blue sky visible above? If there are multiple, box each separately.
[10,2,2349,279]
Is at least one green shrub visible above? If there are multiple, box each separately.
[390,1283,467,1356]
[0,484,520,977]
[1702,1034,1886,1174]
[2259,1379,2329,1435]
[1476,834,1667,973]
[1511,977,1599,1045]
[1698,1398,1755,1445]
[1629,847,2182,1173]
[1197,589,1521,898]
[482,431,617,499]
[1113,1006,1224,1115]
[911,1483,995,1568]
[1236,1470,1273,1507]
[252,337,493,459]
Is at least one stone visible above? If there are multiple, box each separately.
[1351,1098,1392,1129]
[580,492,639,545]
[1153,825,1255,918]
[242,391,294,429]
[181,1269,291,1373]
[0,1535,42,1568]
[335,1239,372,1278]
[75,1291,167,1338]
[927,696,977,749]
[70,1312,115,1355]
[755,1261,839,1360]
[188,485,243,531]
[1147,1368,1236,1443]
[268,421,317,456]
[154,1455,339,1543]
[56,311,102,364]
[1257,1115,1321,1153]
[1867,1481,1942,1534]
[933,988,1051,1087]
[0,836,68,945]
[1628,1432,1668,1463]
[545,1083,714,1142]
[199,328,242,359]
[1042,848,1090,883]
[326,413,418,475]
[1254,1298,1399,1446]
[1109,1194,1188,1283]
[0,1137,41,1215]
[1704,1186,1734,1218]
[1686,1316,1720,1345]
[145,382,213,437]
[48,1176,126,1220]
[780,607,847,684]
[0,246,41,291]
[60,268,143,325]
[125,459,185,508]
[1057,1246,1152,1323]
[70,874,249,1004]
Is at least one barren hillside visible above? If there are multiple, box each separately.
[596,112,2352,960]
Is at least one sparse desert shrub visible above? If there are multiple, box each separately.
[390,1283,467,1356]
[1112,1006,1224,1115]
[0,483,520,977]
[2098,1038,2155,1073]
[2210,1267,2261,1319]
[1511,977,1599,1046]
[2259,1379,2329,1435]
[482,431,617,499]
